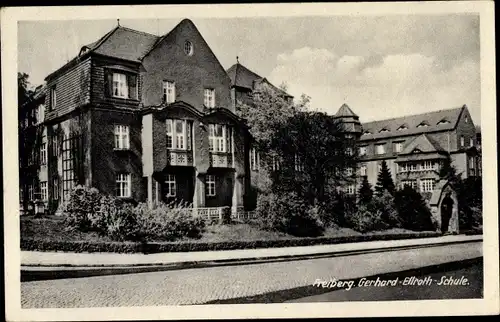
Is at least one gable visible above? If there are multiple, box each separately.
[141,19,233,111]
[399,134,443,155]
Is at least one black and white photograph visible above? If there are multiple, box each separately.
[2,2,498,320]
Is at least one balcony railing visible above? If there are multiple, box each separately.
[210,152,233,168]
[167,150,193,166]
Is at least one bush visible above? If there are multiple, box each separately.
[394,186,434,231]
[63,185,103,232]
[347,205,387,233]
[134,201,205,241]
[256,192,324,237]
[101,199,141,241]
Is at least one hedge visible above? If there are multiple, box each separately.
[21,231,442,254]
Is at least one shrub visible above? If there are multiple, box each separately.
[63,185,103,232]
[256,192,324,237]
[347,205,387,233]
[394,186,434,231]
[134,201,205,241]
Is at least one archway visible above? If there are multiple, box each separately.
[429,180,459,234]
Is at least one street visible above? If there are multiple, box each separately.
[21,241,482,308]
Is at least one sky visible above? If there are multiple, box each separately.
[18,14,481,124]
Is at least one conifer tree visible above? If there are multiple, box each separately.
[375,160,395,195]
[358,176,373,204]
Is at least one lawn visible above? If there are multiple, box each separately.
[21,215,418,244]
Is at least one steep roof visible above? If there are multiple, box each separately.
[335,103,358,118]
[82,26,160,62]
[360,106,465,141]
[226,62,292,98]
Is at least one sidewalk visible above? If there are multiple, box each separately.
[22,234,482,268]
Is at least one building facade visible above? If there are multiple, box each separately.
[19,19,252,213]
[19,19,482,214]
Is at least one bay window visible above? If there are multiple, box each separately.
[166,119,192,150]
[209,124,232,153]
[420,179,435,192]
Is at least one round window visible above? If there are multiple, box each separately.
[184,41,193,56]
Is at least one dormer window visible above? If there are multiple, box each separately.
[397,125,408,131]
[379,128,390,133]
[465,115,469,123]
[416,121,430,128]
[437,119,450,125]
[184,41,194,56]
[362,130,372,136]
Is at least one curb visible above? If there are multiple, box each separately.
[21,238,482,282]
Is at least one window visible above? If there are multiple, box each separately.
[362,131,372,136]
[470,138,474,147]
[399,163,408,173]
[62,136,77,200]
[346,167,353,176]
[397,125,408,131]
[40,141,47,165]
[204,88,215,108]
[114,125,130,150]
[165,174,176,197]
[465,115,469,123]
[28,184,34,201]
[166,119,192,150]
[116,173,131,198]
[51,135,59,157]
[379,128,389,133]
[422,160,434,170]
[112,73,129,98]
[437,119,450,125]
[401,180,417,190]
[420,179,435,192]
[346,185,355,195]
[206,175,216,197]
[52,177,59,200]
[271,154,281,171]
[50,87,56,110]
[40,182,48,201]
[375,143,385,155]
[184,41,193,56]
[460,136,465,147]
[417,121,429,128]
[295,154,304,172]
[359,146,367,156]
[346,147,353,156]
[209,124,232,153]
[360,164,367,176]
[393,142,403,153]
[163,81,175,103]
[409,163,418,172]
[250,148,259,171]
[469,156,475,169]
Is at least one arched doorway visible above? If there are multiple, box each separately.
[429,181,459,234]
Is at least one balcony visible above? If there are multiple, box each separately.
[167,150,193,167]
[210,152,233,168]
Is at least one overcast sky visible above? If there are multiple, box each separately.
[18,15,481,123]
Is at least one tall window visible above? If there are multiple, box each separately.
[165,174,176,197]
[166,119,192,150]
[206,175,216,197]
[294,154,304,172]
[360,164,367,176]
[470,138,474,147]
[271,154,281,171]
[422,160,434,170]
[393,142,403,153]
[375,143,385,155]
[420,179,435,192]
[460,136,465,147]
[51,135,59,157]
[114,125,130,150]
[50,87,57,110]
[62,137,76,200]
[346,185,356,195]
[163,81,175,103]
[116,173,131,198]
[52,177,59,201]
[250,148,259,171]
[40,182,48,201]
[469,156,475,169]
[112,73,128,98]
[204,88,215,108]
[359,146,367,156]
[209,124,232,153]
[36,104,45,124]
[40,138,47,165]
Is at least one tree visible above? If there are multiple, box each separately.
[269,111,358,205]
[358,176,373,204]
[438,155,462,188]
[394,186,435,231]
[375,160,395,195]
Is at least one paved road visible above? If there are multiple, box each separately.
[21,242,482,308]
